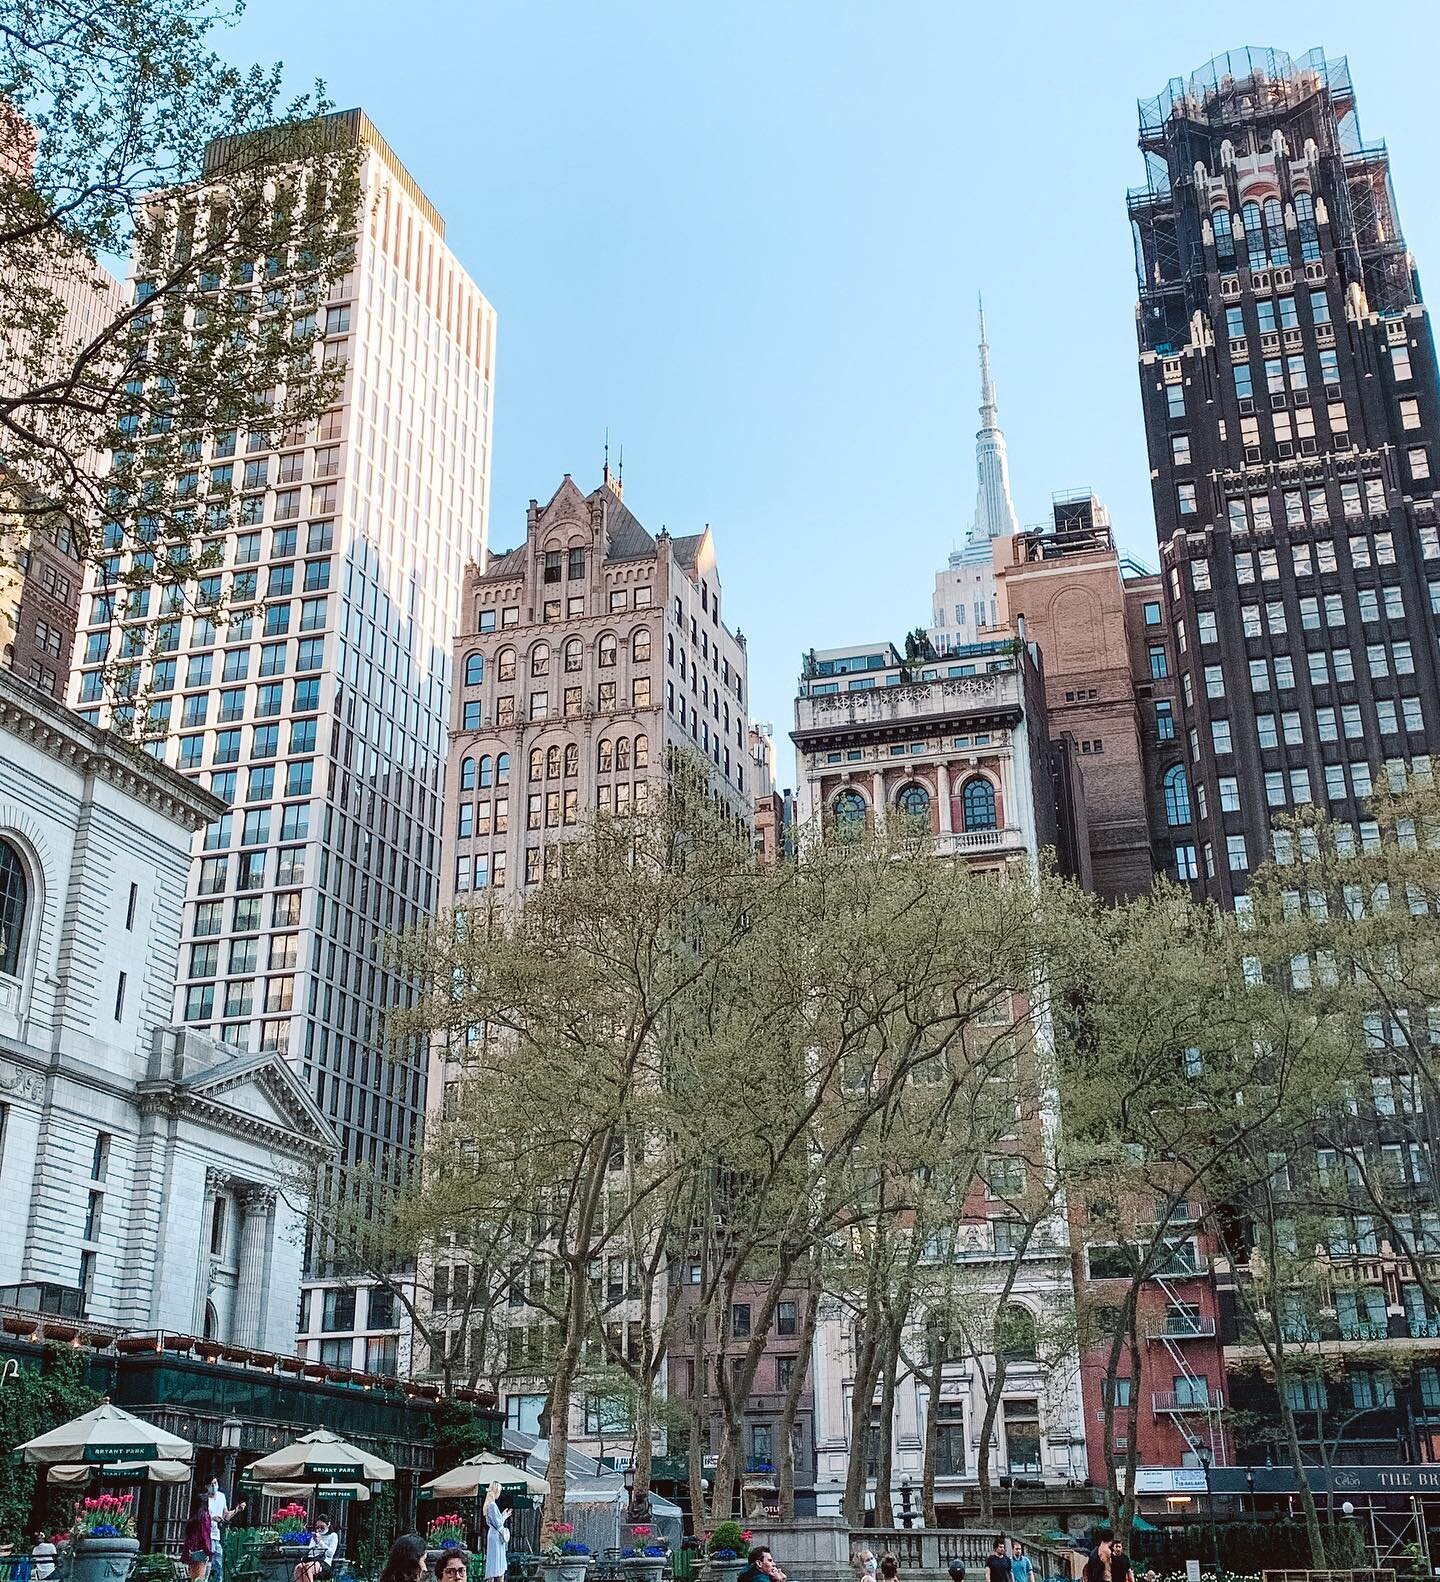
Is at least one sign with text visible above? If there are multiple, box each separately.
[304,1462,360,1478]
[84,1444,157,1463]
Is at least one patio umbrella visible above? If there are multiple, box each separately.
[259,1481,372,1502]
[243,1429,395,1484]
[421,1454,549,1500]
[16,1401,193,1466]
[48,1461,191,1485]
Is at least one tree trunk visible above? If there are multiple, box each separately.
[920,1344,944,1528]
[1271,1342,1328,1564]
[631,1380,655,1511]
[873,1321,902,1528]
[778,1289,820,1519]
[843,1300,883,1524]
[974,1356,1008,1524]
[541,1272,587,1531]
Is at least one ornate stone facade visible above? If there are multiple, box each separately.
[0,668,336,1347]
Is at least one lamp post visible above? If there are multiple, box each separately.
[1196,1446,1221,1580]
[220,1416,243,1497]
[899,1477,914,1531]
[1245,1469,1255,1518]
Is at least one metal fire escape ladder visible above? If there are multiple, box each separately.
[1154,1262,1225,1465]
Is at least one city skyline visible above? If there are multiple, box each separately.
[210,1,1440,756]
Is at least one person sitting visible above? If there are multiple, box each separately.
[294,1516,340,1582]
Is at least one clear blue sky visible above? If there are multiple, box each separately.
[222,1,1440,779]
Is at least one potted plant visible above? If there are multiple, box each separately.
[69,1492,139,1582]
[427,1514,469,1565]
[621,1526,668,1582]
[540,1524,592,1582]
[705,1524,750,1582]
[260,1504,315,1582]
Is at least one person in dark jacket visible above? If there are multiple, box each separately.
[1110,1538,1131,1582]
[185,1496,214,1582]
[1082,1539,1113,1582]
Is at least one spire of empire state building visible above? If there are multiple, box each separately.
[967,297,1019,547]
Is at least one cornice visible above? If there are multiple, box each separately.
[0,671,223,832]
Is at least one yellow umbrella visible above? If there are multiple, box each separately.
[244,1429,394,1484]
[17,1402,192,1466]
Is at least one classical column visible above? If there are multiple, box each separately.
[230,1186,276,1348]
[194,1169,230,1332]
[870,770,886,829]
[937,763,953,834]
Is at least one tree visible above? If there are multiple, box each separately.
[0,1,359,728]
[0,1345,99,1544]
[393,758,779,1531]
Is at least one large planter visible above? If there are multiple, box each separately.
[69,1536,140,1582]
[542,1561,593,1582]
[706,1562,744,1582]
[261,1540,317,1582]
[623,1560,667,1582]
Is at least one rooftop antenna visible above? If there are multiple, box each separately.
[617,443,624,488]
[603,427,610,486]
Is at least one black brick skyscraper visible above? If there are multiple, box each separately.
[1131,48,1440,905]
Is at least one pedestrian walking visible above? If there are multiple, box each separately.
[852,1548,877,1582]
[185,1495,214,1582]
[1010,1542,1032,1582]
[204,1476,244,1582]
[1110,1539,1132,1582]
[1083,1538,1113,1582]
[985,1540,1013,1582]
[879,1556,900,1581]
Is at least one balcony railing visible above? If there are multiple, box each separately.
[1153,1390,1224,1414]
[1147,1316,1217,1341]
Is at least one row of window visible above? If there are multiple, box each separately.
[462,628,652,689]
[830,777,999,832]
[474,582,653,633]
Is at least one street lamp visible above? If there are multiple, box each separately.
[899,1477,914,1531]
[1196,1446,1221,1580]
[1245,1469,1255,1518]
[220,1415,243,1495]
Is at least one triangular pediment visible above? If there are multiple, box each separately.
[538,474,591,525]
[157,1045,340,1158]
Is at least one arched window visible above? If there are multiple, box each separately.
[459,757,476,792]
[1263,196,1289,267]
[598,739,614,775]
[961,777,997,832]
[545,745,561,779]
[1241,201,1267,265]
[1212,206,1235,262]
[634,734,649,769]
[1163,764,1192,827]
[997,1304,1037,1363]
[564,637,583,674]
[530,644,550,679]
[529,747,543,782]
[1294,191,1320,262]
[496,753,510,786]
[563,743,579,777]
[632,628,651,663]
[897,783,931,821]
[616,737,631,772]
[478,755,493,789]
[464,651,484,686]
[831,789,867,836]
[598,633,618,669]
[203,1300,218,1341]
[497,647,517,683]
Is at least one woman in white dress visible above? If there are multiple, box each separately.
[482,1481,509,1582]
